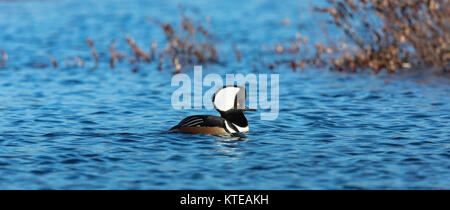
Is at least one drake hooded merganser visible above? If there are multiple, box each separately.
[169,85,256,134]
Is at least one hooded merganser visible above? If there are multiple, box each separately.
[169,85,256,134]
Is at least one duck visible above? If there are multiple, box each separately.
[169,85,256,134]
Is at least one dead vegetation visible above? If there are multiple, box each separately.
[65,56,84,68]
[2,1,448,75]
[24,8,218,73]
[0,50,7,68]
[86,38,99,69]
[267,0,449,74]
[232,44,242,62]
[151,8,219,72]
[126,37,151,63]
[46,54,58,68]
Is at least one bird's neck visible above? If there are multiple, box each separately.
[219,110,248,127]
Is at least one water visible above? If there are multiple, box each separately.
[0,0,449,189]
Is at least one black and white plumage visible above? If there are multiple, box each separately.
[172,115,221,129]
[169,86,256,134]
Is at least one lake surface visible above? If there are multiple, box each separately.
[0,0,449,189]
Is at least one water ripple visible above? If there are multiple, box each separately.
[0,0,448,190]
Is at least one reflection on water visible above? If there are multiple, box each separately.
[214,134,247,154]
[0,0,449,189]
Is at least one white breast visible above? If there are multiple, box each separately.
[225,121,249,133]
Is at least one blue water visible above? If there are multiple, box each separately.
[0,0,449,189]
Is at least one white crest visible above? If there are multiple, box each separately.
[213,86,241,111]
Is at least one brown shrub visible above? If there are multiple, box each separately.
[316,0,449,73]
[269,0,449,74]
[155,12,219,72]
